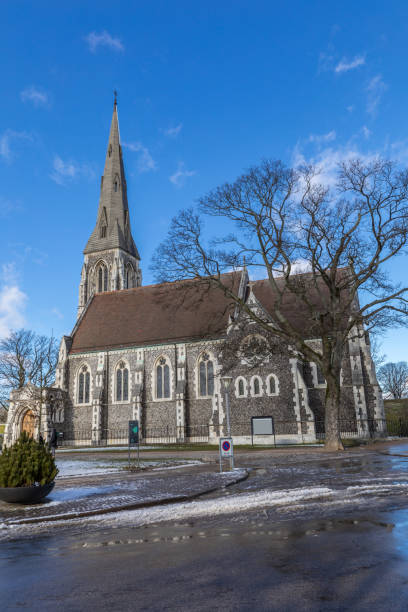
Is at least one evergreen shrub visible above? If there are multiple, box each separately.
[0,432,59,487]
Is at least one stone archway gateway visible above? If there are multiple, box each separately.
[21,410,36,438]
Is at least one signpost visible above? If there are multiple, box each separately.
[128,420,140,468]
[251,416,275,447]
[219,437,234,472]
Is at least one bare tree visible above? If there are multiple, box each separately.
[378,362,408,399]
[370,336,387,374]
[151,158,408,450]
[0,329,58,412]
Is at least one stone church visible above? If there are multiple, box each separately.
[4,101,386,447]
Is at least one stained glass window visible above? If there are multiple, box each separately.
[116,363,129,402]
[253,378,260,396]
[238,379,244,396]
[156,359,170,399]
[199,355,214,397]
[78,366,90,403]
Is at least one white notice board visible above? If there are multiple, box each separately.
[251,417,274,435]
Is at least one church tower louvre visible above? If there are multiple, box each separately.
[78,96,142,317]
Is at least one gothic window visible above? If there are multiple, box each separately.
[108,144,112,157]
[235,377,246,398]
[198,353,214,397]
[266,374,279,396]
[316,364,326,385]
[114,180,118,192]
[100,226,107,238]
[116,361,129,402]
[156,357,170,399]
[78,365,90,404]
[250,375,262,397]
[239,379,244,396]
[125,265,134,289]
[96,262,108,293]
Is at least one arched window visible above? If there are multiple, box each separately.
[266,374,279,396]
[238,379,245,396]
[100,226,107,238]
[254,378,260,395]
[78,365,90,404]
[250,376,262,397]
[114,180,118,192]
[97,263,108,293]
[156,357,170,399]
[125,265,134,289]
[199,352,214,397]
[116,361,129,402]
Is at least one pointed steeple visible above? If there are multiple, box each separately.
[84,99,139,258]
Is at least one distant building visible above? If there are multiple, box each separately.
[4,102,386,447]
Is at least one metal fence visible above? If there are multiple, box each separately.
[55,418,390,447]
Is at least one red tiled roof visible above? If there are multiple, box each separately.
[70,273,241,353]
[70,270,352,354]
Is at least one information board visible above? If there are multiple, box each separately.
[251,417,274,435]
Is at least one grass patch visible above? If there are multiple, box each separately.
[0,424,5,434]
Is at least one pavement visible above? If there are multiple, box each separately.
[0,458,248,527]
[4,441,408,610]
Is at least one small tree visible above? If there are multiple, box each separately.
[0,432,58,487]
[152,158,408,451]
[378,361,408,399]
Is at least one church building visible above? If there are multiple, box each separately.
[4,101,386,447]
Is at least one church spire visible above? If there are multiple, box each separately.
[78,99,142,318]
[84,98,139,259]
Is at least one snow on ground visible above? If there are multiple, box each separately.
[83,480,408,529]
[56,458,203,478]
[56,460,121,478]
[56,446,159,453]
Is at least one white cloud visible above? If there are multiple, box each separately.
[292,141,379,189]
[0,196,23,218]
[317,51,334,74]
[50,156,95,186]
[84,31,124,53]
[169,162,196,187]
[51,307,63,320]
[335,55,365,73]
[361,125,371,139]
[162,123,183,138]
[20,86,49,108]
[122,142,157,173]
[0,130,32,162]
[308,130,336,145]
[346,105,354,113]
[0,264,27,339]
[50,156,77,185]
[366,74,387,116]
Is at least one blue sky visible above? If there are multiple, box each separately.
[1,0,408,362]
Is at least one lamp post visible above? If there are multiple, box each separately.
[220,376,234,470]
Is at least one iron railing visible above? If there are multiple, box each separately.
[55,418,390,447]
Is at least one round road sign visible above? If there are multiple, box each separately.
[222,440,231,452]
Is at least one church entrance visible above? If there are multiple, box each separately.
[21,410,36,438]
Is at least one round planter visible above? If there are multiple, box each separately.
[0,481,55,504]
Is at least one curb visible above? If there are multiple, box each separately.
[5,470,249,527]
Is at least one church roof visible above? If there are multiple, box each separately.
[69,269,353,354]
[84,100,139,258]
[69,273,241,353]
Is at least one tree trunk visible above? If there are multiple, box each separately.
[324,374,344,451]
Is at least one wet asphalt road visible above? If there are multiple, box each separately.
[3,443,408,611]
